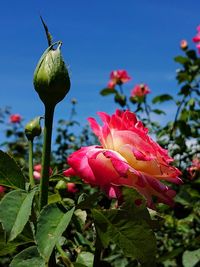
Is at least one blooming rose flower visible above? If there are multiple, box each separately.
[131,84,151,97]
[33,164,52,180]
[180,40,188,50]
[10,114,22,123]
[64,110,182,208]
[107,70,131,88]
[187,158,200,179]
[192,25,200,53]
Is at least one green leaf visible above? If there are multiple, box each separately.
[10,246,45,267]
[188,98,195,108]
[182,248,200,267]
[0,189,35,241]
[77,192,100,209]
[152,94,173,104]
[76,252,94,267]
[48,193,62,204]
[40,16,53,47]
[152,109,166,115]
[92,188,156,266]
[186,49,197,60]
[174,56,189,64]
[179,84,191,95]
[36,204,75,261]
[0,150,25,189]
[0,221,33,256]
[100,88,117,96]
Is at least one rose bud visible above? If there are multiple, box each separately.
[33,41,70,107]
[25,116,42,140]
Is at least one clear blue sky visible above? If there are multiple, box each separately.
[0,0,199,133]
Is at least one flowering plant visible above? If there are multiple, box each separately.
[0,21,199,267]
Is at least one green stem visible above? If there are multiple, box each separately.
[28,139,35,188]
[39,105,55,210]
[56,243,74,267]
[144,97,151,126]
[118,84,130,110]
[93,234,102,267]
[170,95,187,139]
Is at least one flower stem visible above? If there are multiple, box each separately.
[144,97,151,125]
[56,243,74,267]
[39,105,55,210]
[93,234,102,267]
[28,139,35,188]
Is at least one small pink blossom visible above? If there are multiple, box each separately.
[0,186,5,195]
[187,158,200,179]
[10,114,22,123]
[131,84,151,97]
[107,70,131,88]
[64,110,182,208]
[66,182,78,193]
[192,25,200,53]
[180,40,188,50]
[196,43,200,54]
[33,164,52,180]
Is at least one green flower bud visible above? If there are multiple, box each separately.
[33,41,70,107]
[25,116,42,140]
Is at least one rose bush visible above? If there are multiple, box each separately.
[64,109,182,208]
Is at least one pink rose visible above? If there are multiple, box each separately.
[10,114,22,123]
[192,25,200,53]
[107,70,131,88]
[33,164,52,180]
[64,110,182,208]
[131,84,151,97]
[192,25,200,42]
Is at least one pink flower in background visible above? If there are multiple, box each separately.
[10,114,22,123]
[192,25,200,53]
[180,39,188,50]
[196,43,200,54]
[107,70,131,88]
[0,186,5,195]
[33,164,52,180]
[187,158,200,179]
[131,84,151,97]
[67,182,78,193]
[192,25,200,42]
[64,110,182,208]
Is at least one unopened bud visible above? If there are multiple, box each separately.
[33,41,70,107]
[25,116,42,140]
[71,98,77,105]
[180,40,188,50]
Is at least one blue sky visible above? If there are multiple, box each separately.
[0,0,199,135]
